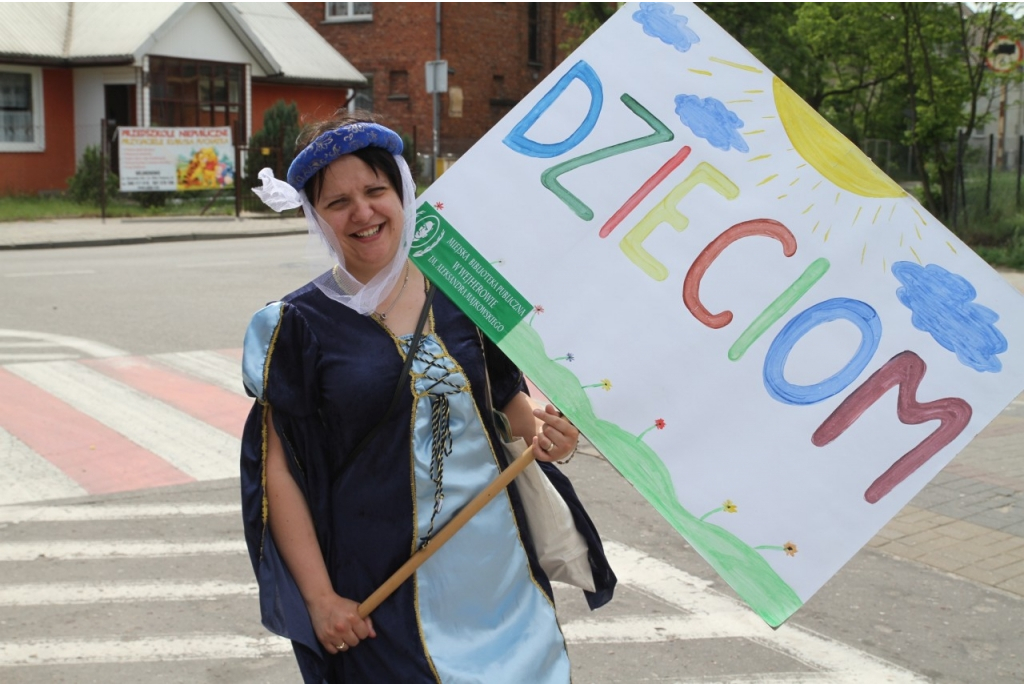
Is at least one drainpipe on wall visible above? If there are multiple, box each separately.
[141,55,151,127]
[432,1,441,183]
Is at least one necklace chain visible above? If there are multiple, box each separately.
[378,262,410,320]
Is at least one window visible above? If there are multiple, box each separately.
[0,65,44,152]
[527,3,540,65]
[349,73,374,113]
[325,2,372,22]
[388,70,409,100]
[148,56,245,134]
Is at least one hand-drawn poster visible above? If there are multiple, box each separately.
[119,127,235,192]
[410,3,1024,626]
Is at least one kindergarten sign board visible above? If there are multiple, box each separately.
[411,3,1024,626]
[118,127,235,192]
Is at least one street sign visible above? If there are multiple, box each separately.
[987,36,1023,72]
[425,60,448,93]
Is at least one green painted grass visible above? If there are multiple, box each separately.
[500,321,803,627]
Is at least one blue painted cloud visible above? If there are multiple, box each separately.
[674,94,749,153]
[892,261,1008,373]
[632,2,700,53]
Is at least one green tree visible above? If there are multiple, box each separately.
[567,3,1018,224]
[246,100,301,183]
[561,2,619,52]
[706,3,1015,224]
[896,3,1012,221]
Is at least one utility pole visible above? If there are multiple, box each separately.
[432,2,441,183]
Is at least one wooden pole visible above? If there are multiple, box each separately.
[986,133,995,213]
[357,444,537,618]
[997,81,1007,170]
[234,121,243,219]
[1017,135,1023,209]
[100,119,108,223]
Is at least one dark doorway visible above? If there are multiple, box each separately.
[104,84,136,176]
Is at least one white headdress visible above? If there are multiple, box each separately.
[252,122,416,315]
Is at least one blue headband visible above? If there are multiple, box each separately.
[286,122,403,190]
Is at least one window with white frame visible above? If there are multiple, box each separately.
[0,65,44,152]
[325,2,372,22]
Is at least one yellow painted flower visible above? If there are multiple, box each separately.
[723,499,737,513]
[784,541,798,557]
[600,378,612,391]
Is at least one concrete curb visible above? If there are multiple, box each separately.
[0,228,306,251]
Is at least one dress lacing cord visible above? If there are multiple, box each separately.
[412,344,466,549]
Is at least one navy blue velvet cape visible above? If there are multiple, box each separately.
[240,282,616,683]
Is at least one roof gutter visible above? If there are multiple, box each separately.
[0,54,135,67]
[252,74,367,88]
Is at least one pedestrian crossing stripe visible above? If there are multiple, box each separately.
[0,499,924,684]
[0,350,248,505]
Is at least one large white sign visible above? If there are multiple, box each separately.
[409,3,1024,626]
[118,127,234,192]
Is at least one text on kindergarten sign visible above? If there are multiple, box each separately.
[118,127,235,192]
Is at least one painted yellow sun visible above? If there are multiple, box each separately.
[772,77,905,199]
[692,54,943,268]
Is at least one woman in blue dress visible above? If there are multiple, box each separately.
[240,114,615,683]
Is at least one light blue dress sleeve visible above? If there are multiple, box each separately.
[242,301,286,401]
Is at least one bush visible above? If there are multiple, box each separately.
[134,191,167,208]
[66,146,119,204]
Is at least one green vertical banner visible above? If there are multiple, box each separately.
[410,203,532,343]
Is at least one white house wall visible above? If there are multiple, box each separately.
[972,84,1024,170]
[72,66,135,165]
[142,2,267,76]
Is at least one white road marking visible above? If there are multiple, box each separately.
[710,672,912,685]
[0,351,926,681]
[0,341,62,348]
[0,427,86,506]
[6,360,239,480]
[0,502,239,524]
[0,517,923,682]
[0,580,256,606]
[594,541,925,683]
[4,270,96,278]
[176,261,251,269]
[0,539,245,562]
[151,350,246,396]
[0,329,126,358]
[0,353,79,363]
[562,614,751,642]
[0,635,292,666]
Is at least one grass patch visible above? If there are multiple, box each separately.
[0,194,236,222]
[951,172,1024,270]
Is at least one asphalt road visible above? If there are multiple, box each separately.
[1,237,1021,683]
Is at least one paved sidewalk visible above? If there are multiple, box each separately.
[863,270,1024,598]
[0,214,306,250]
[4,215,1024,600]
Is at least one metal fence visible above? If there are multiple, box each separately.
[861,132,1024,234]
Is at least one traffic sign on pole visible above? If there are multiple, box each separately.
[987,36,1023,72]
[425,60,448,94]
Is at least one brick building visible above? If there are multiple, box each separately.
[290,2,584,174]
[0,2,364,195]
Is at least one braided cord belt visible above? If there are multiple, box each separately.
[406,342,467,550]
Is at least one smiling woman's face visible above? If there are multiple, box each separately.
[313,154,404,284]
